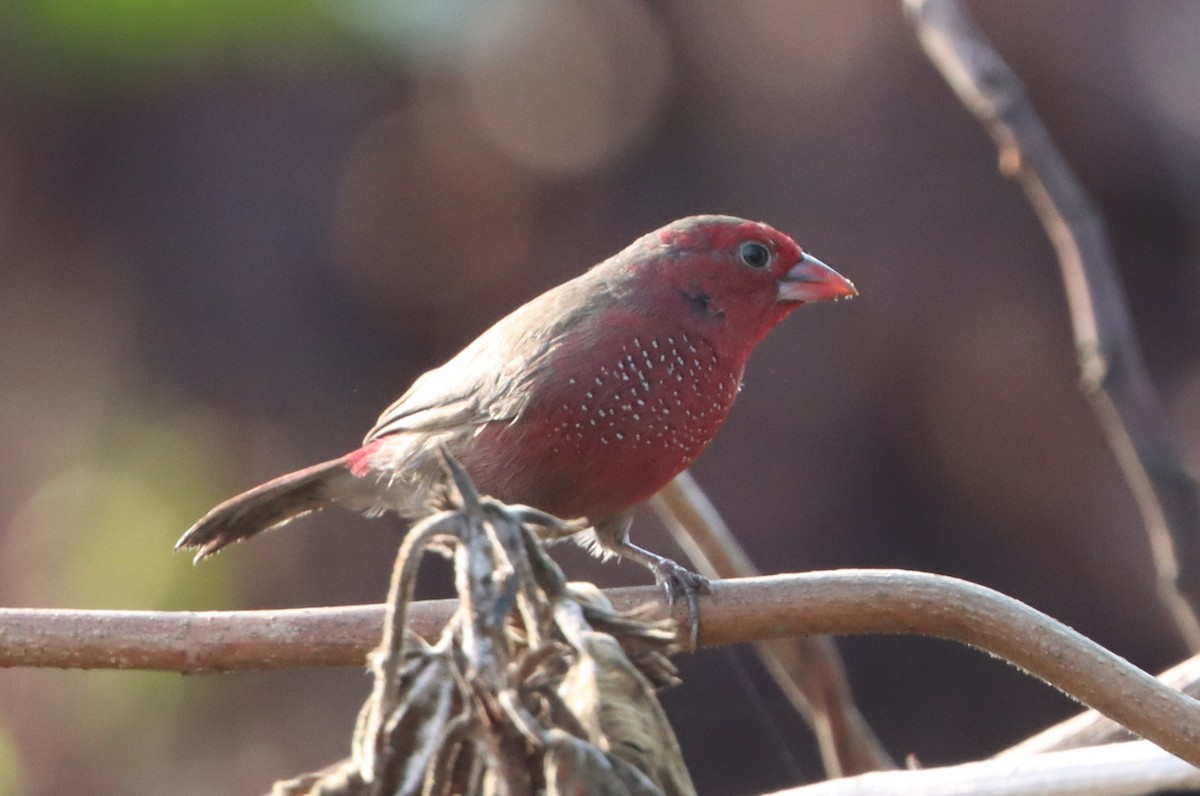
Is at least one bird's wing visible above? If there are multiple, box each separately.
[363,312,557,443]
[363,270,622,444]
[364,359,550,442]
[364,389,482,441]
[363,351,517,441]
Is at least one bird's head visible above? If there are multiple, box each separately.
[617,215,857,357]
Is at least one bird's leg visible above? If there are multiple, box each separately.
[591,513,710,649]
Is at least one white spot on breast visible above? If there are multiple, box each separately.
[557,332,742,461]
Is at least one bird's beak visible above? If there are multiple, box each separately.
[777,253,858,304]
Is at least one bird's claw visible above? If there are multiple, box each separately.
[654,559,711,602]
[652,559,711,651]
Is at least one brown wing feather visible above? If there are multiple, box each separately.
[365,268,627,444]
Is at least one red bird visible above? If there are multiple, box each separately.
[177,216,856,601]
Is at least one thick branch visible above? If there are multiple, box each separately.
[4,570,1200,766]
[905,0,1200,648]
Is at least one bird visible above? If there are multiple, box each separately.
[176,215,856,607]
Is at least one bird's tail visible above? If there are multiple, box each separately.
[175,455,357,562]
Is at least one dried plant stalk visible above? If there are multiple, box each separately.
[271,453,695,796]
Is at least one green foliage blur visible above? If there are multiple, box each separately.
[2,0,344,88]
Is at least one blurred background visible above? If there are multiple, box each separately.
[2,0,1200,793]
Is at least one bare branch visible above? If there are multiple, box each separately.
[768,740,1200,796]
[653,473,894,776]
[5,570,1200,766]
[1001,654,1200,756]
[904,0,1200,648]
[0,604,383,672]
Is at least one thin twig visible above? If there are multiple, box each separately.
[904,0,1200,648]
[4,570,1200,766]
[652,473,894,776]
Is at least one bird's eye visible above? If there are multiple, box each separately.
[738,241,771,269]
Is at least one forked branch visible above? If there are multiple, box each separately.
[905,0,1200,649]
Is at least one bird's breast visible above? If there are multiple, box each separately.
[459,329,742,521]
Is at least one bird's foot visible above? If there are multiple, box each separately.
[650,557,712,651]
[589,517,712,650]
[653,557,711,603]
